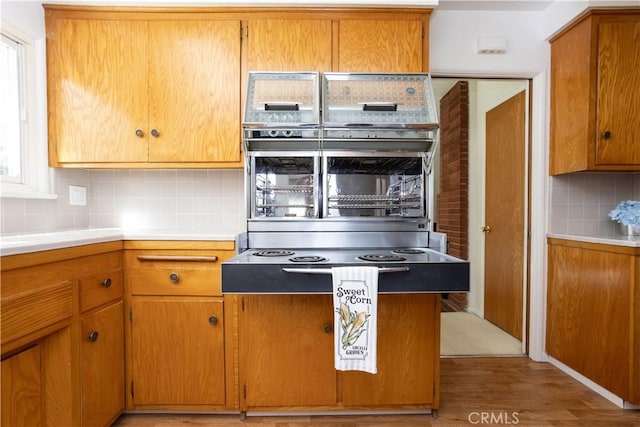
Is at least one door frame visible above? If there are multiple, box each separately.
[432,71,547,362]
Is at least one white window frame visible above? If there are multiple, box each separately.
[0,22,56,200]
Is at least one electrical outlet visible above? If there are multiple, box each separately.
[69,185,87,206]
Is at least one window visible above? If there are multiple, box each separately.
[1,33,25,184]
[0,23,55,199]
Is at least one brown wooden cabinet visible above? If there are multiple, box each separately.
[239,295,337,408]
[237,293,440,412]
[45,7,242,168]
[546,238,640,404]
[245,12,428,73]
[130,298,226,406]
[124,241,236,410]
[78,264,125,427]
[1,242,125,426]
[45,6,431,168]
[246,19,333,72]
[1,345,43,427]
[81,301,125,427]
[342,294,438,407]
[549,10,640,175]
[335,19,425,72]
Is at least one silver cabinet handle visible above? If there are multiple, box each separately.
[137,255,218,262]
[282,267,410,275]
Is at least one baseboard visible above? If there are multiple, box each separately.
[546,355,625,408]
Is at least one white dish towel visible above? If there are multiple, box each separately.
[332,266,378,374]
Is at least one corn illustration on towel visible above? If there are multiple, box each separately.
[332,266,378,374]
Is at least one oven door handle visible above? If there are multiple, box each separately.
[282,267,410,275]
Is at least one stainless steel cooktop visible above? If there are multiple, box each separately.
[224,247,460,265]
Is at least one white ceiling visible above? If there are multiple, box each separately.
[8,0,556,8]
[437,0,554,11]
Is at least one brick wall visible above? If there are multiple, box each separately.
[436,81,469,312]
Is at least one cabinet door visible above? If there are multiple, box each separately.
[81,301,124,427]
[1,345,42,427]
[246,19,332,72]
[546,242,631,399]
[336,20,424,72]
[148,20,241,163]
[549,17,593,175]
[131,298,225,405]
[342,294,438,406]
[596,21,640,166]
[47,18,148,163]
[239,295,336,407]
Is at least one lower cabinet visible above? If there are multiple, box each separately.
[130,298,225,405]
[547,238,640,404]
[342,293,437,407]
[124,241,236,410]
[1,345,42,427]
[238,293,440,412]
[81,301,125,427]
[1,242,124,426]
[239,295,337,408]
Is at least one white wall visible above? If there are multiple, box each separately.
[429,9,548,77]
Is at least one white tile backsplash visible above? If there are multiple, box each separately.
[88,169,245,234]
[1,168,246,236]
[549,172,640,236]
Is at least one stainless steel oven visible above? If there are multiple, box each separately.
[223,71,469,295]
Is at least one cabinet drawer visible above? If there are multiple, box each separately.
[79,268,124,313]
[1,281,73,346]
[127,252,230,296]
[129,266,218,296]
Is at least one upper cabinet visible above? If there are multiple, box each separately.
[245,12,428,73]
[549,10,640,175]
[45,7,431,168]
[335,19,425,72]
[246,19,333,72]
[46,8,242,168]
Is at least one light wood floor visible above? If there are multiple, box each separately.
[113,357,640,426]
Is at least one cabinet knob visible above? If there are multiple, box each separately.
[135,129,144,137]
[151,129,160,137]
[102,278,112,288]
[169,272,180,283]
[324,324,333,334]
[209,316,218,325]
[481,225,492,233]
[602,130,612,139]
[88,331,99,342]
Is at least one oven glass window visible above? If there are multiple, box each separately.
[325,156,424,218]
[252,157,317,218]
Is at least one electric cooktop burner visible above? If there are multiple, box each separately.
[392,248,427,255]
[289,256,328,263]
[253,250,295,257]
[358,254,407,262]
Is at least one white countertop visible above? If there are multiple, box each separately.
[547,232,640,248]
[0,228,238,256]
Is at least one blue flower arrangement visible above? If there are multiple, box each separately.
[608,200,640,227]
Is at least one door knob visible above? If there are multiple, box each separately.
[209,316,218,325]
[88,331,99,342]
[481,225,492,233]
